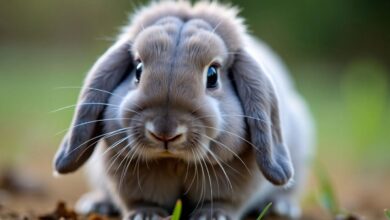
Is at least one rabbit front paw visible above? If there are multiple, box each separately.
[76,191,120,216]
[124,207,169,220]
[190,207,232,220]
[272,197,301,219]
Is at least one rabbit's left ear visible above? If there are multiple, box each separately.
[54,38,133,174]
[230,49,293,185]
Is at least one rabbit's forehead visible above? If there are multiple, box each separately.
[133,17,227,67]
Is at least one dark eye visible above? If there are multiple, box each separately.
[135,62,143,82]
[206,65,219,89]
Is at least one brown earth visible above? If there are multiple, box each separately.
[0,149,388,220]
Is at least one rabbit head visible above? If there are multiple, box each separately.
[54,1,293,186]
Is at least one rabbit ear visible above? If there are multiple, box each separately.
[54,38,133,174]
[230,49,293,185]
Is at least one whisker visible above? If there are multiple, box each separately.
[54,86,143,110]
[200,134,251,175]
[198,142,233,191]
[193,125,262,155]
[67,126,131,158]
[193,114,270,124]
[111,137,137,174]
[200,152,213,213]
[91,134,131,163]
[136,146,144,192]
[184,148,198,195]
[118,140,139,190]
[107,146,129,174]
[202,146,221,198]
[54,86,125,100]
[51,102,140,115]
[190,103,204,115]
[193,148,206,210]
[55,118,133,136]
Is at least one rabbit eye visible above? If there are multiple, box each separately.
[206,65,219,89]
[135,62,143,82]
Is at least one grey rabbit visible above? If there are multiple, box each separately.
[54,1,315,219]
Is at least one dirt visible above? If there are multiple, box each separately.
[0,150,388,220]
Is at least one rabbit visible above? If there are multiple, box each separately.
[53,1,315,219]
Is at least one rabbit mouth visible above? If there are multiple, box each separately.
[129,131,211,162]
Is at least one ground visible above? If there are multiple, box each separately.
[0,150,389,220]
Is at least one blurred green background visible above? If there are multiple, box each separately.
[0,0,389,181]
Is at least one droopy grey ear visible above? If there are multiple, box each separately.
[54,38,133,174]
[230,49,293,185]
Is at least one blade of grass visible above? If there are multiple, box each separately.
[385,209,390,219]
[171,200,182,220]
[257,202,272,220]
[316,165,339,215]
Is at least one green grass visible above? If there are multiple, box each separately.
[167,200,271,220]
[257,202,272,220]
[171,200,182,220]
[315,165,340,215]
[385,209,390,219]
[315,164,363,219]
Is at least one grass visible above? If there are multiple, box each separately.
[385,209,390,219]
[171,200,182,220]
[168,200,271,220]
[257,202,272,220]
[315,165,339,215]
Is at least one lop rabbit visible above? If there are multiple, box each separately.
[54,1,315,219]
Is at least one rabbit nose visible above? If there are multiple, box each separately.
[145,121,186,144]
[148,131,183,142]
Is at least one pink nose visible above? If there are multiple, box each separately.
[148,130,183,143]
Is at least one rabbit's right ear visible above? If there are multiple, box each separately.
[230,49,294,185]
[54,38,133,174]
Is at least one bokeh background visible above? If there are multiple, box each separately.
[0,0,389,219]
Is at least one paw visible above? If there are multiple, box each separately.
[76,192,120,216]
[190,208,232,220]
[271,198,301,219]
[124,207,169,220]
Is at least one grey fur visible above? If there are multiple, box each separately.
[54,1,315,219]
[54,38,133,173]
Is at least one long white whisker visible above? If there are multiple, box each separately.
[201,134,251,175]
[118,140,139,190]
[199,142,233,191]
[136,146,144,192]
[67,126,131,157]
[54,86,125,100]
[107,146,129,173]
[92,135,131,164]
[200,152,213,214]
[193,148,206,210]
[193,125,262,155]
[112,138,137,174]
[184,154,191,182]
[51,102,140,115]
[202,146,221,198]
[184,148,198,195]
[55,118,134,136]
[193,114,269,124]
